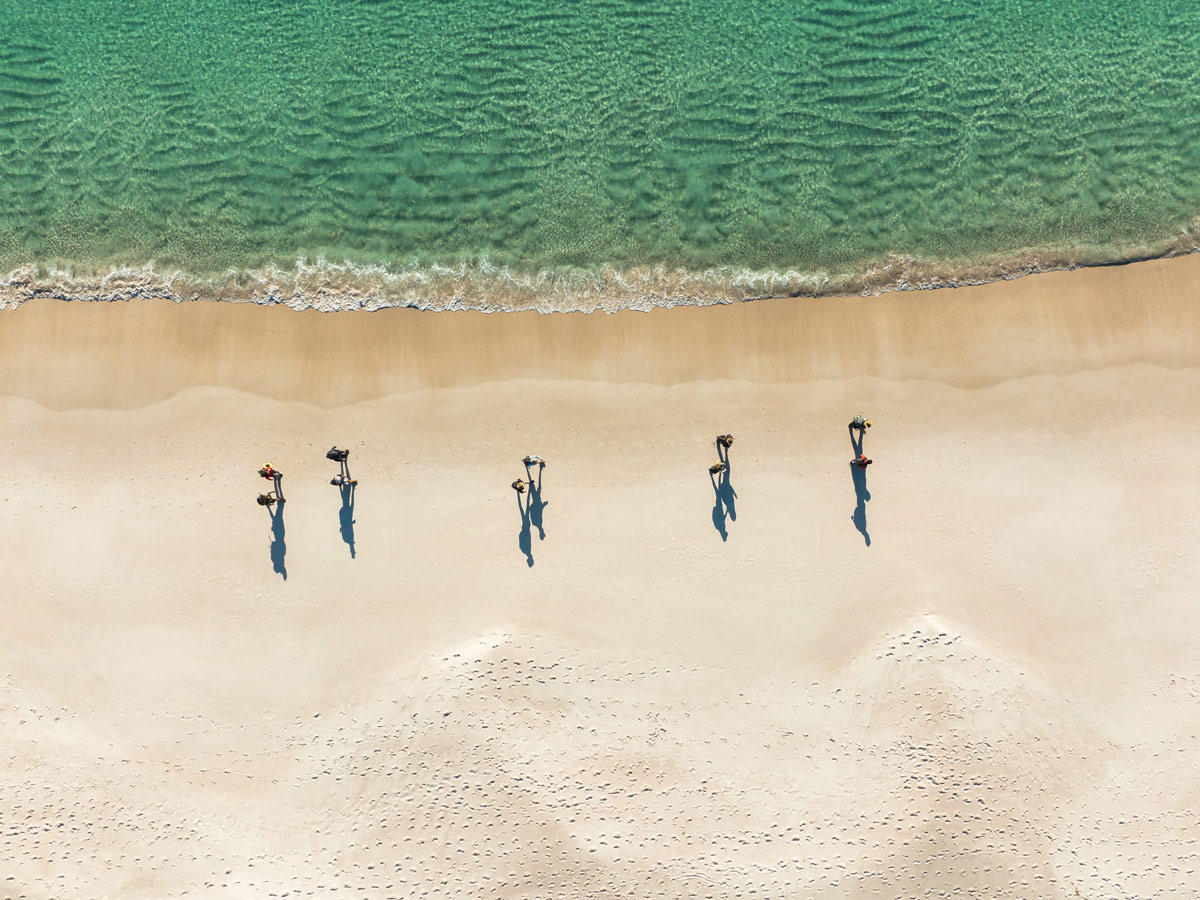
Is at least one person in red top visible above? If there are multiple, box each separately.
[852,454,873,469]
[259,463,284,500]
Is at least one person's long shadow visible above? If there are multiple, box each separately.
[267,502,287,579]
[338,482,356,558]
[517,490,534,566]
[718,442,737,522]
[850,463,871,546]
[526,465,548,541]
[710,470,729,541]
[848,425,870,545]
[849,424,865,458]
[710,442,738,541]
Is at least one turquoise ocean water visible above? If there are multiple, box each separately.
[2,0,1199,310]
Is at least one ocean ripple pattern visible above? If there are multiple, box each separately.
[1,0,1199,311]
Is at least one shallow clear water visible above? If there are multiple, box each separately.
[2,0,1199,308]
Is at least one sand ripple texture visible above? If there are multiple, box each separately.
[4,629,1199,900]
[2,0,1200,310]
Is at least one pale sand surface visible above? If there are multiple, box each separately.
[2,257,1200,898]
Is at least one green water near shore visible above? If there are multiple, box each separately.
[2,0,1199,305]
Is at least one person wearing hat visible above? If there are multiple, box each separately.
[849,415,872,433]
[258,463,284,500]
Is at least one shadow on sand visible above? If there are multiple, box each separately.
[517,489,534,567]
[710,441,737,541]
[526,464,548,541]
[850,462,871,546]
[267,502,287,579]
[338,482,356,558]
[849,424,871,545]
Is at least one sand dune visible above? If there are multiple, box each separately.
[2,258,1200,898]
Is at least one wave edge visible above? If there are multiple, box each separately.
[4,226,1200,314]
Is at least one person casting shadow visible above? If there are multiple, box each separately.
[514,483,534,566]
[266,499,288,579]
[337,481,356,558]
[715,435,737,522]
[848,415,871,458]
[850,461,871,546]
[258,464,285,501]
[527,464,548,540]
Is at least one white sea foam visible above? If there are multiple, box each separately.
[4,222,1199,314]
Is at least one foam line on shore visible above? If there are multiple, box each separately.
[2,253,1200,410]
[3,226,1200,314]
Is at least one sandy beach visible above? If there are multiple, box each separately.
[2,256,1200,899]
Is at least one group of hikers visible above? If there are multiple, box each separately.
[255,446,355,506]
[253,417,876,564]
[255,417,874,508]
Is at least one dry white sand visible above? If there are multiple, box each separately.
[2,257,1200,898]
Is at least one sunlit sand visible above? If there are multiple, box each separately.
[2,257,1199,897]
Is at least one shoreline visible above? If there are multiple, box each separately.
[3,252,1200,409]
[3,227,1199,314]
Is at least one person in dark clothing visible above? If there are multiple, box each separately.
[327,446,353,483]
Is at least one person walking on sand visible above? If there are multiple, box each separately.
[852,454,873,469]
[512,479,527,493]
[523,454,545,469]
[716,434,734,465]
[331,473,358,487]
[327,446,354,482]
[259,463,284,500]
[256,491,281,507]
[709,461,727,475]
[850,415,872,434]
